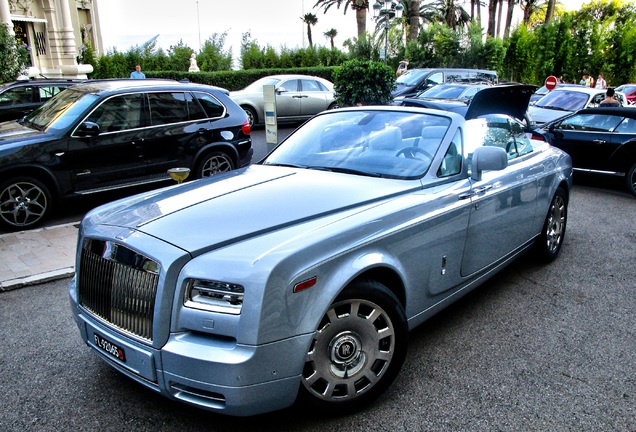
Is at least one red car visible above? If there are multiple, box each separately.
[616,84,636,105]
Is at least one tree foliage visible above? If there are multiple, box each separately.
[0,24,29,82]
[332,59,395,106]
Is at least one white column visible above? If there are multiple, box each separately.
[57,0,78,57]
[0,0,15,36]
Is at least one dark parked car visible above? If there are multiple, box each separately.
[529,83,584,105]
[397,83,491,104]
[0,78,83,122]
[392,68,498,98]
[0,79,252,230]
[541,106,636,197]
[395,84,548,142]
[70,103,572,416]
[528,86,628,125]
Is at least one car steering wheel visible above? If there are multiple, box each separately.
[395,146,433,161]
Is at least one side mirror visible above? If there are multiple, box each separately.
[471,146,507,181]
[76,121,100,137]
[276,87,287,94]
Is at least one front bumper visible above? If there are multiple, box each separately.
[70,279,311,416]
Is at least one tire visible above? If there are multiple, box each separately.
[299,280,408,413]
[328,102,340,110]
[534,187,568,262]
[0,177,53,230]
[242,106,257,127]
[196,151,234,178]
[626,162,636,198]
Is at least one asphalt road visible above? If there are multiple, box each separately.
[0,177,634,431]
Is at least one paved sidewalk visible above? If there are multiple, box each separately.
[0,222,78,292]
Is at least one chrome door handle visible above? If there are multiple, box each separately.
[473,185,493,194]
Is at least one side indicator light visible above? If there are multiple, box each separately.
[293,277,317,293]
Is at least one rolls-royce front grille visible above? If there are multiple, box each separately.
[78,239,160,342]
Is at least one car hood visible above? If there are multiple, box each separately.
[0,121,43,142]
[392,83,415,97]
[84,165,416,254]
[527,105,571,125]
[464,84,536,120]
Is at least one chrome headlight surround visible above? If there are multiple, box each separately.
[184,279,244,315]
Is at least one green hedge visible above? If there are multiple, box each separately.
[146,67,337,91]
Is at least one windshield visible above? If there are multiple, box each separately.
[535,90,590,111]
[23,88,99,132]
[243,77,282,92]
[396,69,430,86]
[418,85,482,101]
[263,110,452,179]
[616,84,636,94]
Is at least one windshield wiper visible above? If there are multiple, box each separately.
[538,105,568,111]
[263,162,307,169]
[308,166,383,178]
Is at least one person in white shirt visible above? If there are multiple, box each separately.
[595,74,607,89]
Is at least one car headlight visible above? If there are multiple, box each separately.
[184,279,244,315]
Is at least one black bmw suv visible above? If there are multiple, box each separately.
[0,79,252,230]
[0,78,84,122]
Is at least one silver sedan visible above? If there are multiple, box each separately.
[230,74,338,126]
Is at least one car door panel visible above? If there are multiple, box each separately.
[460,118,539,276]
[275,79,301,118]
[64,93,147,192]
[299,79,330,116]
[144,91,201,174]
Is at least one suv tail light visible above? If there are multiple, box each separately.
[241,119,251,135]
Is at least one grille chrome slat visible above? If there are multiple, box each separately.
[79,240,160,342]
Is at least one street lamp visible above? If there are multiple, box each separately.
[372,0,404,64]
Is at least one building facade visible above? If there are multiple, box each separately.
[0,0,103,79]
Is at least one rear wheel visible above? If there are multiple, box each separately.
[0,177,52,230]
[534,187,568,262]
[626,162,636,197]
[196,151,234,178]
[299,280,407,412]
[242,106,257,127]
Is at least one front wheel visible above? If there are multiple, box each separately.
[534,187,568,262]
[299,280,408,412]
[626,162,636,197]
[0,177,53,230]
[196,151,234,178]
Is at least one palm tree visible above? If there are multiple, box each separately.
[503,0,518,39]
[417,1,470,31]
[301,13,318,48]
[470,0,484,22]
[521,0,542,25]
[487,0,497,37]
[314,0,370,37]
[545,0,555,23]
[324,28,338,48]
[408,0,420,42]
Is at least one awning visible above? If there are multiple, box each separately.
[10,15,47,23]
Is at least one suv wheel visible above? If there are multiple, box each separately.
[0,177,52,230]
[197,151,234,178]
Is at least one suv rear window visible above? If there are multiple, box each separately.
[148,92,207,125]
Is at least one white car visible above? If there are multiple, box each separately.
[230,74,337,126]
[529,86,627,125]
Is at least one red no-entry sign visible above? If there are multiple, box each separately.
[545,75,558,90]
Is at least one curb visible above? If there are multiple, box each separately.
[0,267,75,292]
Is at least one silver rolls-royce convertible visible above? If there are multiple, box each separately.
[69,102,573,416]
